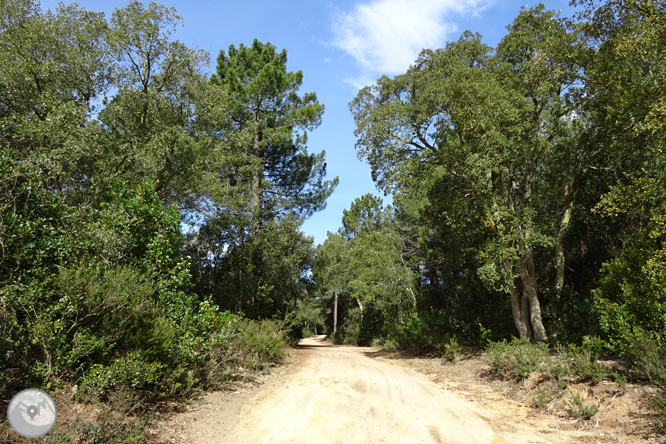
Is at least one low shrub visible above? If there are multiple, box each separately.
[621,334,666,429]
[442,335,462,362]
[567,337,608,384]
[542,346,571,388]
[531,388,559,409]
[78,352,167,401]
[566,392,604,419]
[610,369,628,390]
[483,336,610,384]
[650,390,666,429]
[482,336,550,379]
[623,334,666,385]
[569,350,607,384]
[232,318,287,371]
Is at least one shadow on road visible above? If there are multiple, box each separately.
[363,347,484,361]
[362,349,415,360]
[295,335,338,349]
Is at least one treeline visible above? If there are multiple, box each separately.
[0,0,335,439]
[315,0,666,362]
[312,0,666,425]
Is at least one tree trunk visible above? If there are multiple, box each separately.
[251,117,262,234]
[505,259,532,338]
[505,249,548,342]
[333,290,338,337]
[518,243,548,341]
[554,174,577,294]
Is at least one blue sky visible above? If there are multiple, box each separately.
[42,0,578,245]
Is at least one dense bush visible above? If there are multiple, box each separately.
[0,165,288,406]
[621,334,666,428]
[232,318,287,371]
[483,337,552,379]
[482,336,610,384]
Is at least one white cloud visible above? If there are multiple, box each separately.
[332,0,491,80]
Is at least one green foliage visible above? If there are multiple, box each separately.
[542,286,601,344]
[67,416,146,444]
[544,346,573,388]
[565,336,607,384]
[483,337,551,379]
[594,177,666,348]
[611,369,627,390]
[78,352,167,400]
[336,307,362,345]
[194,216,316,319]
[5,0,666,437]
[566,392,604,420]
[0,149,69,282]
[569,350,607,384]
[443,336,462,362]
[193,39,340,323]
[341,194,385,239]
[532,388,557,409]
[210,38,337,221]
[349,5,594,341]
[651,390,666,430]
[483,336,610,385]
[621,335,666,430]
[233,318,286,371]
[621,334,666,386]
[314,196,417,346]
[0,2,327,443]
[289,297,326,340]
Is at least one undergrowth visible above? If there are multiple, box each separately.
[482,334,666,427]
[482,336,609,385]
[2,314,287,443]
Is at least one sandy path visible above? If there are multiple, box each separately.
[156,336,570,444]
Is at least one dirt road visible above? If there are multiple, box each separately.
[233,335,512,444]
[156,336,580,444]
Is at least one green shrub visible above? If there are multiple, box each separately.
[611,369,628,390]
[620,334,666,428]
[532,388,556,409]
[383,338,399,350]
[337,307,362,345]
[483,336,613,385]
[622,334,666,385]
[650,389,666,430]
[482,337,550,379]
[443,336,462,362]
[78,352,167,400]
[566,392,604,419]
[542,346,571,388]
[568,338,607,384]
[570,351,607,383]
[233,318,286,371]
[65,410,146,444]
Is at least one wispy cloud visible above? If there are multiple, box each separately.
[332,0,491,86]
